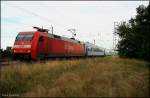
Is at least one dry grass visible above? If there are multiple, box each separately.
[0,56,149,97]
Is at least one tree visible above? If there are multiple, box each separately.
[0,48,3,59]
[0,47,12,59]
[116,4,150,61]
[4,47,12,58]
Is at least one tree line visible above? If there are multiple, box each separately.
[116,4,150,61]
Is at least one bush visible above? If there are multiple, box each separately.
[0,47,12,59]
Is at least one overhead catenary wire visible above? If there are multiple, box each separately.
[4,3,53,25]
[2,19,32,27]
[1,2,75,48]
[2,2,112,50]
[2,3,63,40]
[3,2,70,32]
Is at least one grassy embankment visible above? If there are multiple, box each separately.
[0,56,149,97]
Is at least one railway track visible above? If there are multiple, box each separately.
[0,56,104,67]
[0,58,51,66]
[0,58,21,66]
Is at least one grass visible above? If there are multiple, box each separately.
[0,56,149,97]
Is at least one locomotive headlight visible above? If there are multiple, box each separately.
[13,45,20,48]
[23,45,31,48]
[13,45,31,48]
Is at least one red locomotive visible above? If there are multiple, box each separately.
[12,27,85,60]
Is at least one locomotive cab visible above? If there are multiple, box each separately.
[12,32,34,59]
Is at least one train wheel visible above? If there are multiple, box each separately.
[13,54,17,60]
[37,54,45,60]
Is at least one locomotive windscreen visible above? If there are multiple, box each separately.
[16,34,33,41]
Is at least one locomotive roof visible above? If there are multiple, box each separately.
[19,31,35,34]
[18,31,84,44]
[85,42,105,50]
[48,33,84,44]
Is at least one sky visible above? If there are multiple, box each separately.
[1,1,149,50]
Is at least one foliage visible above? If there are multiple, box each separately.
[116,5,150,61]
[0,48,3,59]
[0,47,12,59]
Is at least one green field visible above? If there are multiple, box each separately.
[0,56,149,97]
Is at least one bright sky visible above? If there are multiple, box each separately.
[1,1,149,50]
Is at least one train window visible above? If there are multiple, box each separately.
[16,34,33,41]
[16,34,24,41]
[87,48,90,51]
[24,34,33,41]
[89,48,92,51]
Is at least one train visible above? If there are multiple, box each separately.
[12,27,107,60]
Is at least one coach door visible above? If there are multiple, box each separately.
[38,36,45,54]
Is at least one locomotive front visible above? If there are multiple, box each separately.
[12,32,34,59]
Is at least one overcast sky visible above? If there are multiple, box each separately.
[1,1,149,49]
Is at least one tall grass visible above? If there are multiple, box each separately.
[0,56,149,97]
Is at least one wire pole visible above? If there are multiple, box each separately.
[113,21,118,55]
[98,33,101,40]
[113,22,115,51]
[52,26,53,34]
[0,29,1,49]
